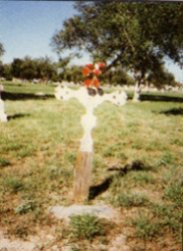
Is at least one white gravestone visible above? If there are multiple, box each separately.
[55,85,127,202]
[0,85,7,122]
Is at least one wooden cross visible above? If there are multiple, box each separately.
[55,85,127,203]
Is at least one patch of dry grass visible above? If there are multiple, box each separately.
[0,81,182,250]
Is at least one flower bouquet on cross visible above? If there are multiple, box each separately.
[82,62,106,96]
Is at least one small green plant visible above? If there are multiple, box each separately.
[172,138,183,146]
[4,176,24,193]
[46,165,72,181]
[152,203,181,236]
[93,155,106,169]
[0,157,11,167]
[131,141,143,150]
[15,225,28,239]
[65,152,76,163]
[2,142,23,152]
[17,146,35,158]
[132,172,155,184]
[160,152,176,166]
[132,214,160,240]
[164,182,182,207]
[112,193,149,207]
[70,214,105,240]
[15,200,37,215]
[103,143,122,157]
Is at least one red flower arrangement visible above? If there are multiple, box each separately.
[82,62,106,88]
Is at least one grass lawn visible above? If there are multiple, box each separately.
[0,81,183,250]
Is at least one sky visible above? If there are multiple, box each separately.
[0,1,182,82]
[0,1,90,64]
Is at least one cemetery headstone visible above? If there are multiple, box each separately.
[0,84,7,122]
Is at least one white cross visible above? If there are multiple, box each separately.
[0,85,7,122]
[55,85,127,202]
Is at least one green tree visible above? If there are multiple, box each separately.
[11,57,58,81]
[19,57,37,80]
[147,66,176,89]
[0,62,5,78]
[0,42,5,79]
[65,65,83,83]
[52,2,183,99]
[11,58,23,78]
[36,57,57,81]
[102,66,134,86]
[0,43,4,58]
[1,64,13,81]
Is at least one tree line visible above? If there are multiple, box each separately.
[0,56,82,83]
[0,54,176,88]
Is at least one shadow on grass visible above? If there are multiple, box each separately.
[159,107,183,116]
[88,160,149,200]
[140,94,183,103]
[88,177,113,201]
[2,91,183,102]
[8,113,30,121]
[2,91,54,101]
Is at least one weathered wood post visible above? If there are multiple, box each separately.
[55,85,127,203]
[74,109,95,202]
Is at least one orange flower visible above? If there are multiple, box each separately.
[93,78,100,88]
[82,67,91,76]
[84,79,92,87]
